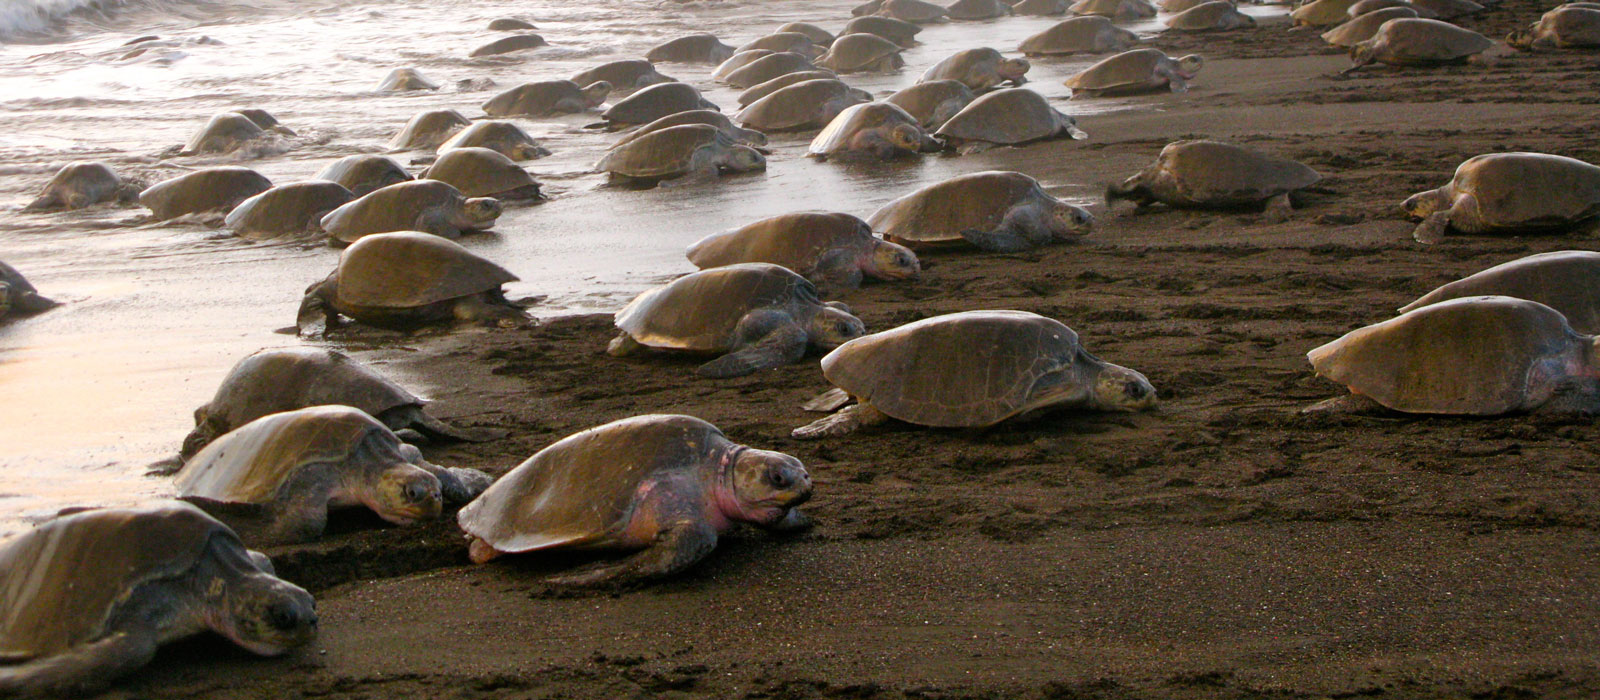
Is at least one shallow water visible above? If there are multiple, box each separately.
[0,0,1284,537]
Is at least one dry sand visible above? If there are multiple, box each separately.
[120,1,1600,697]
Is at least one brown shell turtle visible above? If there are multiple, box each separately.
[1161,0,1218,12]
[488,18,536,30]
[919,47,1029,91]
[176,405,491,545]
[385,109,470,151]
[793,310,1157,438]
[1508,6,1600,49]
[314,154,412,196]
[376,67,438,92]
[180,346,489,459]
[686,211,920,289]
[738,70,840,106]
[1346,0,1436,17]
[1408,0,1483,19]
[868,170,1094,252]
[1166,2,1257,30]
[1107,140,1322,216]
[457,414,812,586]
[737,33,825,59]
[1292,0,1363,25]
[1015,0,1073,13]
[609,263,865,377]
[736,79,873,132]
[597,124,765,183]
[817,33,907,72]
[599,82,719,127]
[948,0,1015,19]
[1019,17,1140,55]
[140,167,272,221]
[469,33,547,58]
[24,162,143,211]
[0,261,59,322]
[712,49,775,79]
[1401,152,1600,243]
[1346,17,1492,71]
[1322,7,1421,47]
[721,52,817,88]
[809,102,939,160]
[1064,49,1204,96]
[0,502,315,697]
[320,180,501,245]
[421,148,542,200]
[296,231,527,335]
[777,22,837,45]
[224,181,354,240]
[876,0,952,22]
[437,121,551,160]
[884,79,975,129]
[1399,251,1600,334]
[1070,0,1158,19]
[646,34,737,64]
[841,15,923,46]
[570,59,675,95]
[1306,296,1600,415]
[482,80,612,117]
[935,87,1086,153]
[179,111,287,156]
[612,110,769,149]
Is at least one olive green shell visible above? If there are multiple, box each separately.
[1165,1,1256,30]
[377,68,438,92]
[332,231,518,309]
[935,88,1079,146]
[320,180,476,242]
[1135,140,1323,206]
[0,502,245,659]
[614,263,822,351]
[1292,0,1363,24]
[177,405,390,503]
[571,60,674,93]
[1014,0,1072,13]
[918,47,1021,91]
[437,121,550,161]
[722,52,817,89]
[181,112,264,155]
[421,148,538,198]
[841,16,922,46]
[867,170,1054,243]
[809,102,928,156]
[386,109,470,151]
[736,79,872,131]
[687,212,877,275]
[602,82,719,125]
[1064,48,1175,90]
[1356,18,1495,63]
[777,22,836,45]
[948,0,1014,19]
[1019,16,1139,55]
[817,33,905,71]
[1070,0,1158,18]
[482,81,588,117]
[140,167,273,220]
[597,124,730,178]
[1399,252,1600,334]
[314,155,412,196]
[1522,6,1600,46]
[712,50,775,79]
[737,33,823,58]
[646,34,736,64]
[456,415,734,554]
[1322,7,1420,46]
[876,0,951,22]
[190,347,423,448]
[820,310,1090,427]
[224,181,354,239]
[612,110,768,149]
[738,70,839,106]
[884,80,975,129]
[1308,296,1594,414]
[469,33,546,57]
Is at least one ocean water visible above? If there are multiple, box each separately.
[0,0,1284,538]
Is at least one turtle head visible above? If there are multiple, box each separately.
[1401,188,1446,220]
[724,447,812,525]
[1092,363,1158,412]
[1176,54,1204,79]
[1105,174,1148,208]
[209,558,317,656]
[1048,201,1095,239]
[723,145,768,173]
[1345,42,1377,72]
[1505,28,1535,51]
[999,57,1031,83]
[180,408,225,460]
[370,463,444,526]
[462,196,503,228]
[580,81,613,107]
[736,127,770,148]
[808,305,866,350]
[868,239,921,280]
[887,123,934,153]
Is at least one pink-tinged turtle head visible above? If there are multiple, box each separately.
[207,565,318,656]
[721,447,812,526]
[368,464,443,526]
[868,239,921,280]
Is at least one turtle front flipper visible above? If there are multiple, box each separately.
[697,323,809,378]
[960,225,1038,253]
[0,630,159,697]
[791,402,889,439]
[1412,210,1453,244]
[546,520,719,587]
[12,291,59,316]
[295,286,333,338]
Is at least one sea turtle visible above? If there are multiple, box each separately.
[738,70,840,106]
[686,211,920,289]
[469,33,547,58]
[612,110,769,149]
[1508,6,1600,49]
[297,231,527,335]
[608,263,865,377]
[1322,7,1421,47]
[646,34,737,64]
[376,67,439,92]
[181,346,490,460]
[140,167,273,221]
[809,102,939,160]
[1019,17,1140,55]
[1409,0,1483,18]
[884,80,975,129]
[841,15,923,46]
[570,60,675,95]
[1346,0,1436,17]
[737,33,825,59]
[1292,0,1363,25]
[24,162,142,211]
[1401,152,1600,243]
[721,52,816,88]
[0,502,316,697]
[919,47,1030,91]
[224,181,354,240]
[320,180,500,245]
[868,170,1094,252]
[777,22,837,45]
[176,405,491,545]
[596,124,766,183]
[1398,251,1600,334]
[1015,0,1073,13]
[876,0,952,22]
[385,109,471,151]
[712,49,776,80]
[817,33,907,72]
[438,121,551,160]
[599,82,719,127]
[1161,0,1219,12]
[178,112,280,156]
[948,0,1015,19]
[0,261,59,322]
[1070,0,1158,19]
[1166,2,1257,30]
[1106,140,1323,216]
[456,414,813,586]
[792,310,1157,438]
[482,80,612,117]
[736,79,873,131]
[935,87,1088,153]
[855,0,889,14]
[314,155,412,196]
[1063,49,1204,96]
[488,18,536,30]
[1305,296,1600,415]
[421,148,543,200]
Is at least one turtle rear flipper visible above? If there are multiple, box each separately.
[296,292,331,338]
[696,323,808,378]
[0,630,159,697]
[960,226,1037,253]
[546,520,718,587]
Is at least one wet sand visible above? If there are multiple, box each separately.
[75,0,1600,697]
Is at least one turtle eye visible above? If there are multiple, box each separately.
[835,322,852,336]
[769,469,792,489]
[266,602,308,631]
[1125,381,1151,399]
[403,481,432,503]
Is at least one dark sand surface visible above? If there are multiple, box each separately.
[120,2,1600,698]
